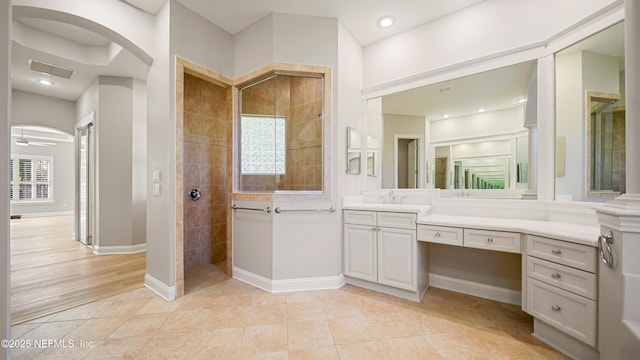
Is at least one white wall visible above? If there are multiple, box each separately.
[366,98,383,189]
[10,139,74,216]
[430,107,524,143]
[363,0,619,89]
[233,13,273,78]
[1,1,11,356]
[12,90,76,134]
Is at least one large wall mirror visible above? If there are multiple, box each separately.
[555,22,625,201]
[367,60,537,197]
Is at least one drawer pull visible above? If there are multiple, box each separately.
[551,304,562,312]
[551,272,561,280]
[551,248,562,256]
[487,237,494,244]
[435,232,441,238]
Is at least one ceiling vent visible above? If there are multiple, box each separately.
[28,59,74,79]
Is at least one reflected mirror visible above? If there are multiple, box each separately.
[367,136,378,177]
[555,22,625,201]
[346,126,362,174]
[367,60,537,197]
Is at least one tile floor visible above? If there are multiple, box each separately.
[10,264,568,359]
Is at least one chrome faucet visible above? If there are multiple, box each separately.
[388,190,396,204]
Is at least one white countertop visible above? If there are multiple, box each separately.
[418,214,600,247]
[343,203,432,214]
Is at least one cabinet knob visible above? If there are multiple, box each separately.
[552,305,562,312]
[551,248,562,256]
[371,226,377,231]
[435,232,441,238]
[551,272,561,280]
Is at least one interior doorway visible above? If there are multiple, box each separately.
[395,137,420,189]
[76,122,94,247]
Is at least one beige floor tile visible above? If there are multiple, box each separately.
[288,345,340,360]
[252,292,287,306]
[115,287,156,300]
[18,320,86,342]
[355,297,399,317]
[206,305,250,329]
[83,336,152,360]
[381,336,444,360]
[402,309,470,335]
[336,341,391,360]
[328,315,379,344]
[367,312,422,339]
[64,316,129,341]
[426,331,494,360]
[10,322,39,338]
[241,324,288,352]
[286,291,319,303]
[136,332,197,360]
[108,313,171,339]
[187,327,244,358]
[50,302,102,321]
[321,299,363,319]
[136,296,184,315]
[246,303,287,326]
[287,301,326,322]
[213,294,254,308]
[159,309,214,333]
[94,298,150,318]
[287,319,334,350]
[34,342,96,360]
[175,294,219,311]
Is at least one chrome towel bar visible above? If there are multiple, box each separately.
[231,204,272,213]
[274,206,336,214]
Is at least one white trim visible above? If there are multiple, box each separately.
[144,273,176,301]
[13,210,72,218]
[93,243,146,255]
[428,273,521,306]
[232,266,346,293]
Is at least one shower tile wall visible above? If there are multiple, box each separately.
[239,76,322,191]
[183,74,227,268]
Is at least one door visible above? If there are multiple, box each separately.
[343,224,377,282]
[377,227,416,291]
[407,140,418,188]
[76,124,93,246]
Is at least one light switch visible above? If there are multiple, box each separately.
[153,183,161,196]
[153,170,161,183]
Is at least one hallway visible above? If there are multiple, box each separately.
[10,216,146,324]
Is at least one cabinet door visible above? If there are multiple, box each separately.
[377,227,416,291]
[344,224,377,282]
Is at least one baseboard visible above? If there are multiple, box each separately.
[14,211,73,218]
[93,243,146,255]
[429,273,521,306]
[232,266,345,293]
[144,273,176,301]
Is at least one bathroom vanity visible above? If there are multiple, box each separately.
[342,196,601,359]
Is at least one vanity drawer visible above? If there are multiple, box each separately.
[527,256,597,300]
[527,278,596,346]
[527,235,596,272]
[463,228,521,253]
[343,210,376,226]
[417,224,463,246]
[377,212,416,230]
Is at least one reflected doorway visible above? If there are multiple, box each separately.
[76,123,94,246]
[396,137,419,189]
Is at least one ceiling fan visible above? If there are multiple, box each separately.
[14,126,56,147]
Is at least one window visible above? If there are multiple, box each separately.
[240,115,286,175]
[10,155,53,202]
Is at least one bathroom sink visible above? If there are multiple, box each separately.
[342,203,432,214]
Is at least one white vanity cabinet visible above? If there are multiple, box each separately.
[343,210,420,293]
[525,235,598,348]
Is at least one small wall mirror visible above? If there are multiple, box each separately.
[346,127,361,174]
[555,22,625,201]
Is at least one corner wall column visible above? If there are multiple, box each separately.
[536,55,555,201]
[595,2,640,358]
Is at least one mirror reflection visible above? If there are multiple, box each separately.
[555,22,625,201]
[367,60,537,197]
[346,126,362,175]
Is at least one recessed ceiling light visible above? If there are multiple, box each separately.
[443,114,450,119]
[37,79,55,86]
[478,108,486,113]
[378,15,396,28]
[517,98,527,103]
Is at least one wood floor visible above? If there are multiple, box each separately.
[10,215,146,325]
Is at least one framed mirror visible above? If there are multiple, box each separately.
[555,22,625,201]
[367,60,537,196]
[346,126,361,174]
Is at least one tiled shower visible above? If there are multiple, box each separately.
[183,74,227,268]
